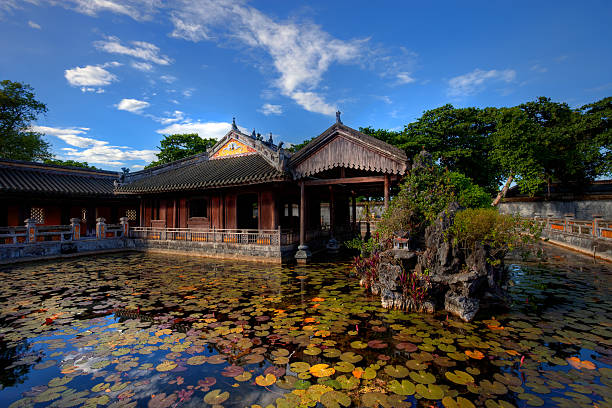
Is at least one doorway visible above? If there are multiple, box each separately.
[237,193,258,230]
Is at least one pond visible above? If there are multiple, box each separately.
[0,248,611,408]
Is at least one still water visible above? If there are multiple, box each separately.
[0,248,610,407]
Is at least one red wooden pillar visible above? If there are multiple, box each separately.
[299,181,305,246]
[295,180,311,262]
[384,174,390,210]
[329,185,335,238]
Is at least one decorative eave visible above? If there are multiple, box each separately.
[289,123,408,179]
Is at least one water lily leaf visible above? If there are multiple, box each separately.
[234,371,252,382]
[566,356,596,370]
[445,370,475,385]
[310,364,335,377]
[416,383,444,400]
[442,396,476,408]
[362,367,377,380]
[409,370,435,384]
[155,361,177,372]
[203,389,229,405]
[350,341,367,349]
[367,339,387,349]
[48,377,72,387]
[517,393,544,406]
[388,379,416,396]
[361,392,389,408]
[290,362,310,373]
[465,350,485,360]
[323,348,342,358]
[384,364,409,378]
[396,342,418,352]
[304,346,322,356]
[334,361,355,373]
[207,354,227,364]
[340,352,362,363]
[293,379,311,390]
[405,359,429,370]
[255,374,277,386]
[336,375,359,390]
[320,390,351,408]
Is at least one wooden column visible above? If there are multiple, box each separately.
[299,181,305,246]
[384,174,390,210]
[351,194,356,230]
[173,199,177,228]
[139,200,144,227]
[329,185,335,238]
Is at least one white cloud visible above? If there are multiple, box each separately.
[160,75,177,83]
[94,36,172,65]
[155,110,184,124]
[182,88,194,97]
[156,121,234,139]
[131,61,153,71]
[80,87,105,93]
[65,64,118,88]
[31,125,99,148]
[289,92,336,116]
[28,20,41,29]
[117,98,150,113]
[259,103,283,115]
[169,0,365,115]
[530,64,548,73]
[32,124,157,166]
[58,0,162,21]
[447,68,516,97]
[396,72,415,85]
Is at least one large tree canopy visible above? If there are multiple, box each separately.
[0,80,51,161]
[362,96,612,201]
[146,133,217,168]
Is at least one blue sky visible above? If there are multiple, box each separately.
[1,1,611,171]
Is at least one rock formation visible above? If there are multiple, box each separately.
[365,202,508,321]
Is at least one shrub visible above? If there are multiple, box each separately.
[378,151,491,239]
[448,208,542,261]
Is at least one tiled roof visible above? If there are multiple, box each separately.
[289,123,407,165]
[0,159,119,197]
[116,154,287,193]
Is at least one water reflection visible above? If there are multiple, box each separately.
[0,247,610,407]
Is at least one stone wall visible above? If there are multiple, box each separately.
[1,238,296,264]
[541,229,612,262]
[499,199,612,219]
[131,239,294,263]
[0,238,130,264]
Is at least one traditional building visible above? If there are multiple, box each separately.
[1,115,409,261]
[116,115,408,260]
[0,159,139,236]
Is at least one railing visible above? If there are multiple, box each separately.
[534,215,612,240]
[130,227,285,246]
[0,226,27,244]
[0,217,130,245]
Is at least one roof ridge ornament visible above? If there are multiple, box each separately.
[232,117,238,130]
[336,110,342,124]
[251,128,257,139]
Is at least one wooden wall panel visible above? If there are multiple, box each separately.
[260,191,276,229]
[210,195,222,229]
[225,193,237,229]
[179,198,188,228]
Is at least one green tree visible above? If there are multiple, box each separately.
[491,96,611,202]
[287,137,313,153]
[0,80,51,161]
[146,134,217,168]
[43,159,98,169]
[362,106,502,195]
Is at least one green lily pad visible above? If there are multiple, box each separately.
[388,379,416,396]
[320,390,351,408]
[384,364,409,378]
[416,383,444,400]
